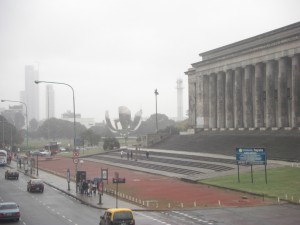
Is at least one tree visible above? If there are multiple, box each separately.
[14,112,25,130]
[81,129,101,146]
[37,118,86,139]
[103,137,120,150]
[29,118,38,132]
[137,113,176,135]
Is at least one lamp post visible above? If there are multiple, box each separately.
[154,89,159,133]
[1,99,28,149]
[36,154,39,176]
[34,80,78,191]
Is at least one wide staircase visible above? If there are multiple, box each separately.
[86,129,299,181]
[152,129,300,161]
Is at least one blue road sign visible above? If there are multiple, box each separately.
[236,148,266,165]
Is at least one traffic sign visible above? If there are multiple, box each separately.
[73,158,79,164]
[112,178,126,183]
[73,151,79,158]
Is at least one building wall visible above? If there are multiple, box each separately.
[46,85,55,118]
[25,65,39,122]
[185,22,300,130]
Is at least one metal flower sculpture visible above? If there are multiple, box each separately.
[105,106,142,137]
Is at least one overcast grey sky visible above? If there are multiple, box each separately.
[1,0,300,123]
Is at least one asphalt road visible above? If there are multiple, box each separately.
[1,165,300,225]
[0,166,210,225]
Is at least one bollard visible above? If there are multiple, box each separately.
[168,203,171,208]
[194,201,197,207]
[181,203,183,208]
[218,200,221,206]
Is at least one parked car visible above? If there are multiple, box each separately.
[0,202,20,221]
[30,150,51,157]
[5,170,19,180]
[39,150,51,157]
[99,208,135,225]
[27,179,44,193]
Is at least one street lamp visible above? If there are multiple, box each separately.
[1,99,28,149]
[34,80,78,190]
[154,89,159,133]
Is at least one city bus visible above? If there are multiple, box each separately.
[0,150,8,166]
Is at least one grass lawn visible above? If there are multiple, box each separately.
[201,166,300,203]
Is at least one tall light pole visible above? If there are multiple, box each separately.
[34,80,77,191]
[1,99,28,149]
[154,89,159,133]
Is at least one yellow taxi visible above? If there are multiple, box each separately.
[99,208,135,225]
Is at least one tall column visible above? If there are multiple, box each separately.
[209,73,217,128]
[254,62,265,127]
[188,80,196,127]
[234,67,243,128]
[244,65,254,128]
[217,71,225,128]
[266,60,277,127]
[196,76,203,128]
[278,57,289,127]
[225,69,234,128]
[291,54,300,127]
[203,75,210,128]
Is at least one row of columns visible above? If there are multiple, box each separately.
[193,54,300,129]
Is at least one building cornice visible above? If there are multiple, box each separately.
[190,21,300,69]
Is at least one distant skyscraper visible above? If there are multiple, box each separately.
[176,78,184,121]
[46,85,55,119]
[25,65,39,122]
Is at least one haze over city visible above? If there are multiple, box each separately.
[1,0,300,123]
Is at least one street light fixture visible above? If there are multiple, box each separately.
[154,89,159,133]
[34,80,78,191]
[1,99,28,149]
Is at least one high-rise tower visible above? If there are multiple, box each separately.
[25,65,39,122]
[46,85,55,119]
[176,78,184,121]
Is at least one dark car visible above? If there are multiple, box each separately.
[5,170,19,180]
[0,202,20,221]
[27,179,44,193]
[100,208,135,225]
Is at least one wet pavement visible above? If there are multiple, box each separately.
[11,160,143,211]
[11,149,294,211]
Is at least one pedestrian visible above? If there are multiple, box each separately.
[18,158,22,168]
[92,180,97,195]
[88,181,93,197]
[127,151,129,160]
[82,180,88,195]
[146,151,149,159]
[121,150,124,158]
[130,150,133,160]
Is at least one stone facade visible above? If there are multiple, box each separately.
[185,22,300,129]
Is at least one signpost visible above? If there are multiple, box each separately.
[113,172,126,208]
[236,148,267,184]
[101,168,108,184]
[98,179,103,205]
[66,168,70,191]
[73,150,79,192]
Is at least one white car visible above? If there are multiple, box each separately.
[39,150,51,157]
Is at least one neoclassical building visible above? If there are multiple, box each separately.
[185,22,300,130]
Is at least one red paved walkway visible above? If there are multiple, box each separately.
[38,155,274,209]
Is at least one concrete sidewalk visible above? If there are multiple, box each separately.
[11,160,143,211]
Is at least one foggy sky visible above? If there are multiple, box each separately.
[1,0,300,122]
